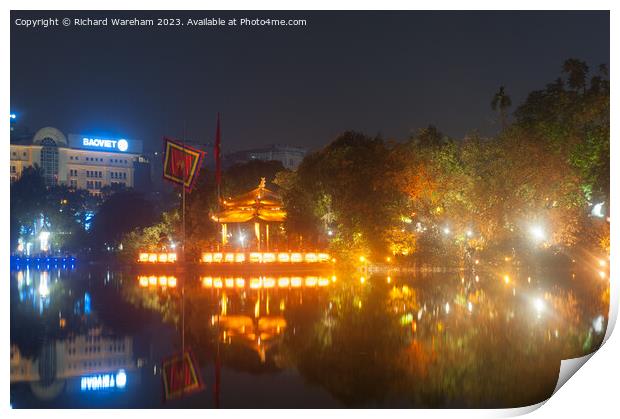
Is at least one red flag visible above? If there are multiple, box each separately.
[162,137,205,192]
[215,113,222,189]
[162,350,204,401]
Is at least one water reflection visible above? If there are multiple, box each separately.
[10,266,608,408]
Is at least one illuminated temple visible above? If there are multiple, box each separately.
[211,178,286,250]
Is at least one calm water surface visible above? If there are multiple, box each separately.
[10,262,608,408]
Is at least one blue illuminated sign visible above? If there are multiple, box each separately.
[82,137,128,152]
[80,369,127,391]
[68,134,142,154]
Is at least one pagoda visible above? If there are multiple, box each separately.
[211,178,286,250]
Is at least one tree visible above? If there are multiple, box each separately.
[562,58,589,94]
[514,59,609,202]
[10,165,47,250]
[279,131,406,258]
[89,189,158,252]
[222,159,285,197]
[412,125,445,148]
[491,86,512,131]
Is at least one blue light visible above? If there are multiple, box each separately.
[116,370,127,388]
[84,292,91,315]
[80,370,127,391]
[10,113,16,119]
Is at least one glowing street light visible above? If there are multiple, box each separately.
[466,230,473,238]
[533,297,545,318]
[529,225,545,243]
[443,227,450,235]
[39,231,51,252]
[593,315,605,334]
[591,202,605,218]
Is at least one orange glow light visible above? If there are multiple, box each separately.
[224,253,235,263]
[167,277,177,287]
[263,253,276,263]
[235,253,246,263]
[305,253,318,263]
[139,276,149,287]
[250,278,262,289]
[278,253,290,263]
[214,278,223,288]
[168,253,177,262]
[235,278,245,288]
[148,276,157,285]
[158,253,168,263]
[249,252,262,263]
[305,276,318,287]
[202,277,213,288]
[139,253,149,262]
[202,253,213,263]
[278,277,290,287]
[148,254,157,263]
[225,278,235,288]
[291,277,302,287]
[263,277,276,288]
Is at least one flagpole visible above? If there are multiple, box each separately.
[181,121,187,357]
[214,113,222,408]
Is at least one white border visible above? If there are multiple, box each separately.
[2,2,616,418]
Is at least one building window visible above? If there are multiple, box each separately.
[70,180,77,188]
[11,166,16,173]
[40,138,59,186]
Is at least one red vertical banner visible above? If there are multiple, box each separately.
[215,113,222,189]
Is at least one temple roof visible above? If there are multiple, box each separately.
[212,178,286,223]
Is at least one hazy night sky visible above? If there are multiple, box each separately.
[10,11,609,153]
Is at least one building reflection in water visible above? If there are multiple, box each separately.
[11,268,139,402]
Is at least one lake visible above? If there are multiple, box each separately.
[10,261,608,408]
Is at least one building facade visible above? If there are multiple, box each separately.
[10,127,147,195]
[225,144,307,170]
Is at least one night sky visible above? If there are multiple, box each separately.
[10,11,609,153]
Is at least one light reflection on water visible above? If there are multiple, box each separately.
[10,267,608,408]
